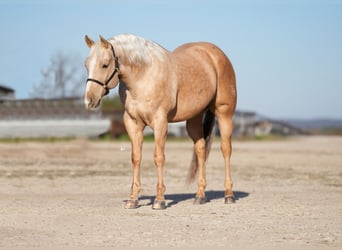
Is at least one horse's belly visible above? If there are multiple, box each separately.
[169,96,213,122]
[169,73,216,122]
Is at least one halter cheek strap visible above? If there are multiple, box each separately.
[86,44,120,96]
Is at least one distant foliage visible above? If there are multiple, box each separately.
[101,95,123,112]
[30,51,86,98]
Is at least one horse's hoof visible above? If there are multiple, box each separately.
[193,196,207,205]
[152,200,167,210]
[125,199,139,209]
[224,196,235,204]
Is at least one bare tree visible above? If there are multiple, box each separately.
[30,51,86,98]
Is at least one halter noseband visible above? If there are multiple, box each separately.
[86,44,120,96]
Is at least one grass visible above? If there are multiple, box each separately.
[253,134,289,141]
[0,137,76,143]
[319,127,342,135]
[0,134,293,143]
[232,134,291,141]
[94,133,191,142]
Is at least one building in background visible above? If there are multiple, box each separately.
[0,97,110,138]
[0,84,15,101]
[0,84,305,138]
[229,111,306,137]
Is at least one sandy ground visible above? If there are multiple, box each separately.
[0,136,341,248]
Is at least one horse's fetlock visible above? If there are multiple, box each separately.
[131,185,140,193]
[131,157,141,167]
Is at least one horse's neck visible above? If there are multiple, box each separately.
[118,55,166,92]
[119,62,148,90]
[111,38,171,95]
[112,50,144,87]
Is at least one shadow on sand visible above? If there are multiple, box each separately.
[137,190,249,208]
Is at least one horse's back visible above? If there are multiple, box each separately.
[173,42,229,65]
[172,42,234,88]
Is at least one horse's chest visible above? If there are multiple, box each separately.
[125,100,153,124]
[125,100,138,117]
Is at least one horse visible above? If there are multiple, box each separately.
[84,34,237,209]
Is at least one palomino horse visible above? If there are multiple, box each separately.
[84,34,237,209]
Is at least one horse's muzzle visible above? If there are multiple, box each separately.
[84,96,100,111]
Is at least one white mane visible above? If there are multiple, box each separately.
[109,34,168,66]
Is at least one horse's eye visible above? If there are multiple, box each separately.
[102,64,108,69]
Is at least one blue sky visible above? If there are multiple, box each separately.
[0,0,341,119]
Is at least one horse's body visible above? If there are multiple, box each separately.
[84,34,237,209]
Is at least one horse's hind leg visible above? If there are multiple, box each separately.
[216,108,235,204]
[186,114,207,204]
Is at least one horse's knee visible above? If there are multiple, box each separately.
[154,153,165,168]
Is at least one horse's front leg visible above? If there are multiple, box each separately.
[123,112,145,209]
[151,118,168,210]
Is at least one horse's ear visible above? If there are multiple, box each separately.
[85,35,94,48]
[99,35,110,49]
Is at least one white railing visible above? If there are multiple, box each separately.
[0,119,109,138]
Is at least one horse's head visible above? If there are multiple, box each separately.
[84,35,120,110]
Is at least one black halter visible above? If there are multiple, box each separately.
[86,44,120,96]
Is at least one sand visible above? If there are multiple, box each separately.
[0,136,341,248]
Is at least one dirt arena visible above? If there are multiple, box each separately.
[0,136,341,248]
